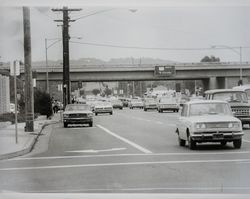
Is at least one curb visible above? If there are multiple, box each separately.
[0,120,60,161]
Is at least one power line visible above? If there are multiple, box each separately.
[69,41,250,51]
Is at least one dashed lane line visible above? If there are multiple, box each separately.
[97,124,153,154]
[1,158,250,171]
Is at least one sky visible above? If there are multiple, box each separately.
[1,0,250,63]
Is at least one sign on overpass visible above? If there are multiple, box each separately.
[154,65,175,77]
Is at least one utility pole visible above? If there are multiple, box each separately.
[52,7,81,109]
[23,7,34,132]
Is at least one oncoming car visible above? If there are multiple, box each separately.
[143,98,157,111]
[63,104,93,128]
[94,101,113,115]
[176,100,244,150]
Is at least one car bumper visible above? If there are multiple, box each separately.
[64,118,93,124]
[191,131,244,142]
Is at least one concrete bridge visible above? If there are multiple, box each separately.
[20,62,250,91]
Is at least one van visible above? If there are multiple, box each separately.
[204,89,250,125]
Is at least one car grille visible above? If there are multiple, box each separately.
[205,122,229,128]
[96,108,112,111]
[231,107,250,116]
[69,113,87,118]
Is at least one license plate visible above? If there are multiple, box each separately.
[213,133,224,139]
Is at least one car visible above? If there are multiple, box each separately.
[176,100,244,150]
[233,84,250,103]
[204,89,250,126]
[119,97,130,107]
[94,101,113,115]
[143,98,157,111]
[111,99,123,109]
[129,99,144,109]
[157,97,179,113]
[63,104,93,128]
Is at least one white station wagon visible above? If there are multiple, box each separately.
[176,100,244,149]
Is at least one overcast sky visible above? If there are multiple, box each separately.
[1,0,250,63]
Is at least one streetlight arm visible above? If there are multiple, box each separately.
[46,39,62,49]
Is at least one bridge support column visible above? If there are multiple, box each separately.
[203,77,226,91]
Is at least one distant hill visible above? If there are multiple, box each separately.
[31,57,175,68]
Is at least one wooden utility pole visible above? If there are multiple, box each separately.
[23,7,34,132]
[52,7,81,108]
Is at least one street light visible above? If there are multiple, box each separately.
[45,38,61,94]
[211,45,242,81]
[45,37,82,94]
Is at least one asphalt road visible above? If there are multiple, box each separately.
[1,108,250,193]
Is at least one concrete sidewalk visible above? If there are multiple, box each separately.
[0,113,61,160]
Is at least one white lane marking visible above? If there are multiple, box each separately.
[66,148,126,153]
[243,139,250,143]
[1,159,250,171]
[6,151,250,161]
[11,187,250,193]
[97,125,152,154]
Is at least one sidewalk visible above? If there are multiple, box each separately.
[0,113,61,160]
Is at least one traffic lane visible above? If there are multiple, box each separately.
[97,109,250,153]
[31,120,140,157]
[0,158,250,193]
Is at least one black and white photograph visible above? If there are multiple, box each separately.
[1,0,250,198]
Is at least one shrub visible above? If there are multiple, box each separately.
[34,89,53,118]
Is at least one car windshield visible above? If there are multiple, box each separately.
[65,104,91,111]
[213,92,248,103]
[189,103,232,116]
[145,98,155,103]
[159,97,175,103]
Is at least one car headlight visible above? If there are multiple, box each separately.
[63,114,69,118]
[87,113,93,117]
[195,123,206,129]
[228,122,240,128]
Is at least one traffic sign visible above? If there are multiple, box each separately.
[154,65,175,77]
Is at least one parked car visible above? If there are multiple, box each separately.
[176,100,244,149]
[63,104,93,128]
[94,101,113,115]
[129,99,144,109]
[204,89,250,126]
[143,98,157,111]
[111,99,123,109]
[157,97,179,113]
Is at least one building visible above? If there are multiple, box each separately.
[0,69,10,114]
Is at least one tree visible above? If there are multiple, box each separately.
[92,88,100,96]
[201,55,220,62]
[34,89,52,118]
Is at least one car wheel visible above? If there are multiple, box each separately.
[64,122,68,128]
[233,139,242,149]
[188,136,196,150]
[95,113,98,116]
[144,108,147,111]
[178,136,186,147]
[110,112,113,115]
[221,141,227,146]
[89,122,93,127]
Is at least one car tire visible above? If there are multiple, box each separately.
[178,136,186,147]
[110,112,113,115]
[188,136,196,150]
[95,113,98,116]
[89,122,93,127]
[221,141,227,146]
[233,139,242,149]
[64,122,68,128]
[144,108,147,111]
